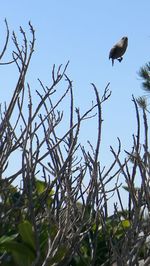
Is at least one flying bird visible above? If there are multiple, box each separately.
[109,37,128,66]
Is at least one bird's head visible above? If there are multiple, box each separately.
[121,36,128,43]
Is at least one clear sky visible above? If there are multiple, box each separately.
[0,1,150,209]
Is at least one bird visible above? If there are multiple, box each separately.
[109,37,128,66]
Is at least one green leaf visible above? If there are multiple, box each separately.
[121,219,130,229]
[0,234,18,245]
[35,179,46,194]
[35,179,54,198]
[2,241,35,266]
[18,220,35,250]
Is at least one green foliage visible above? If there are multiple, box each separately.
[0,178,133,266]
[0,179,51,265]
[136,96,147,109]
[1,241,35,266]
[70,213,131,266]
[18,221,35,251]
[139,62,150,92]
[0,229,35,266]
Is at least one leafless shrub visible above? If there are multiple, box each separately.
[0,21,150,266]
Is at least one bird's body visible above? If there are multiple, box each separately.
[109,37,128,66]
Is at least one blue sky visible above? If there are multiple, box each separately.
[0,1,150,209]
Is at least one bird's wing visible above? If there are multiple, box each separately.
[109,45,118,59]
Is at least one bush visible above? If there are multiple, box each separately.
[0,21,150,266]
